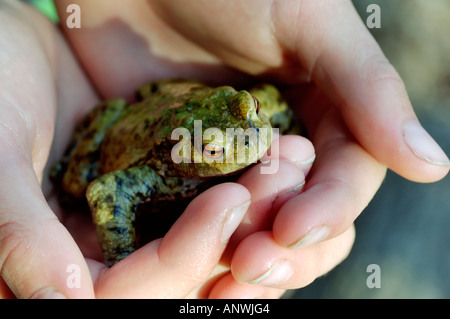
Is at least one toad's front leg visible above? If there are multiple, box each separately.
[86,165,170,266]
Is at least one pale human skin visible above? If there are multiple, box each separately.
[0,0,448,298]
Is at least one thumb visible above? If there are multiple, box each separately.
[0,156,94,298]
[285,1,450,182]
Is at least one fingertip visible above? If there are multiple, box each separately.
[209,273,268,299]
[277,135,316,176]
[363,116,450,183]
[296,2,449,184]
[271,180,355,249]
[161,182,252,256]
[399,119,450,182]
[234,159,305,243]
[166,182,251,242]
[262,134,315,173]
[0,218,95,299]
[231,231,289,286]
[0,161,94,299]
[94,183,252,298]
[30,287,68,299]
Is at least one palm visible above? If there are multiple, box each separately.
[50,0,354,297]
[49,0,300,255]
[3,0,446,299]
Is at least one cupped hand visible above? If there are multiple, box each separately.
[0,0,96,298]
[0,0,262,299]
[3,0,447,299]
[52,0,448,298]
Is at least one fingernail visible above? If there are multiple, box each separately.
[290,181,306,192]
[272,182,305,213]
[248,260,293,286]
[278,182,305,200]
[31,287,67,299]
[289,226,330,249]
[402,120,450,166]
[293,154,316,169]
[298,154,316,176]
[220,200,251,243]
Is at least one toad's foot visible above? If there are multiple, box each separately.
[86,165,170,266]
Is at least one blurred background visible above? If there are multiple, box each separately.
[26,0,450,298]
[292,0,450,298]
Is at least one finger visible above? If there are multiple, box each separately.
[0,159,94,299]
[220,135,310,263]
[55,0,253,99]
[274,0,449,182]
[280,135,315,177]
[262,133,315,177]
[224,160,305,263]
[208,272,285,299]
[231,227,355,289]
[273,106,386,248]
[93,183,251,298]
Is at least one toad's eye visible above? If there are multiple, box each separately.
[252,96,260,114]
[203,144,224,159]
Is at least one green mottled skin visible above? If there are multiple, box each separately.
[52,79,294,266]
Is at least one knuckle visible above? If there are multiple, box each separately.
[363,53,405,90]
[316,178,361,224]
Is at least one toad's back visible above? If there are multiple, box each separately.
[52,79,294,265]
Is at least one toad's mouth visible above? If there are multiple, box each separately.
[179,128,270,160]
[170,124,276,176]
[246,119,257,129]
